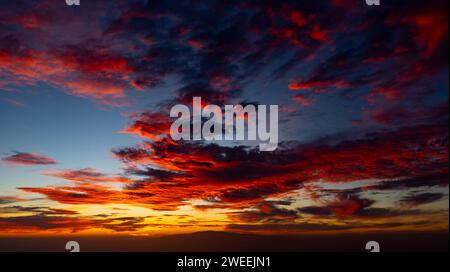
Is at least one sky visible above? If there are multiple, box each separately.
[0,0,448,238]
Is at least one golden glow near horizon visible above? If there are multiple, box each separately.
[1,186,448,236]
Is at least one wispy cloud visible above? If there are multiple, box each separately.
[2,152,57,166]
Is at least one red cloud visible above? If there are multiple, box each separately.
[288,80,349,92]
[59,50,133,80]
[406,11,448,58]
[2,152,57,166]
[310,25,329,42]
[289,10,307,27]
[14,14,44,29]
[65,79,130,107]
[328,194,374,217]
[42,168,132,184]
[19,118,448,212]
[292,94,314,107]
[121,111,173,141]
[0,48,132,106]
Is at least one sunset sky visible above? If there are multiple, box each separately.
[0,0,448,238]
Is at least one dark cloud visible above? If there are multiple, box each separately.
[364,173,449,191]
[229,202,300,223]
[0,196,24,205]
[298,205,423,219]
[0,202,147,233]
[298,206,332,216]
[0,205,78,215]
[227,222,354,232]
[400,193,446,207]
[0,214,147,233]
[225,221,430,232]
